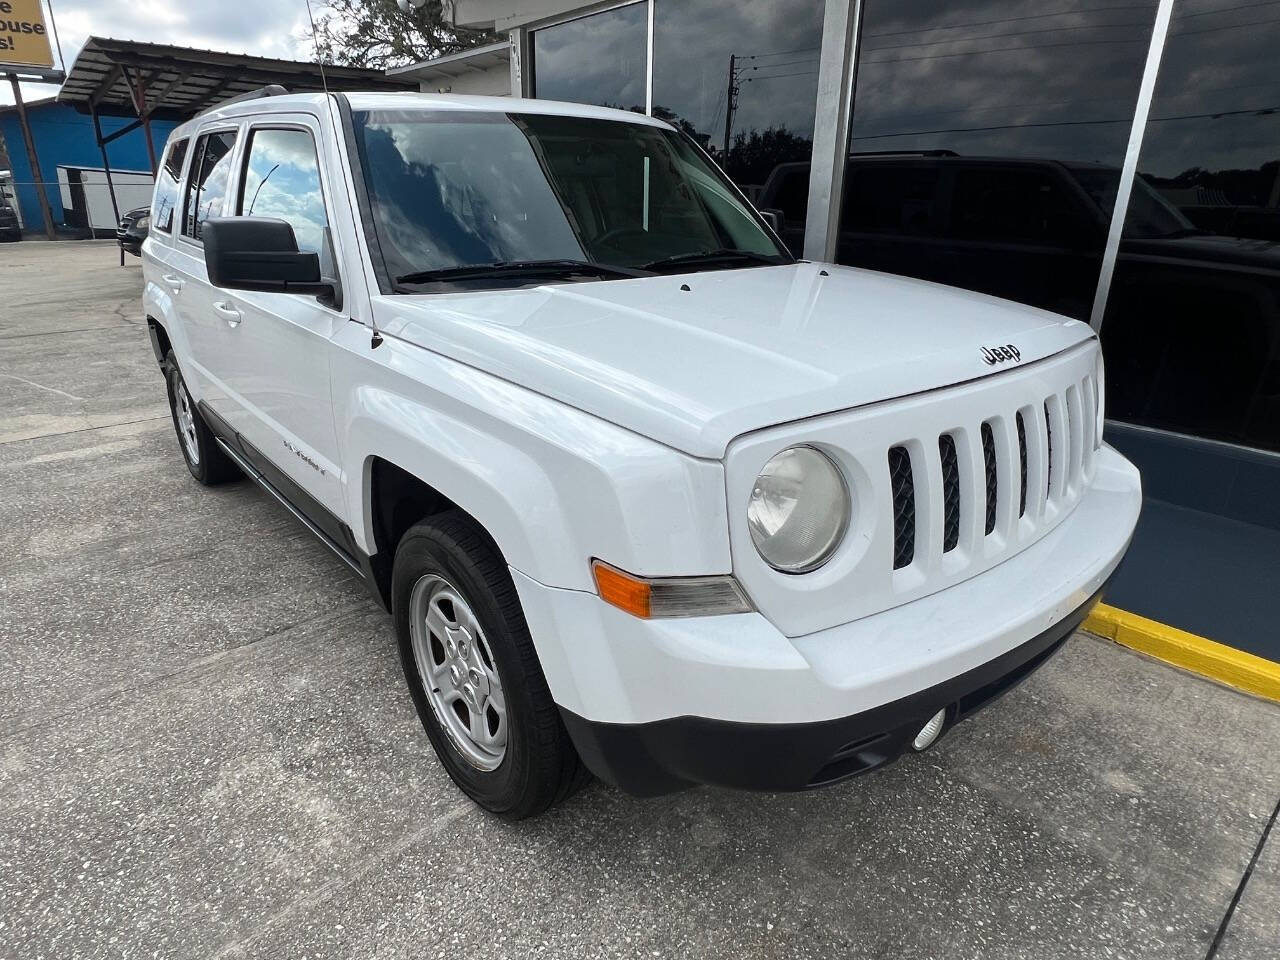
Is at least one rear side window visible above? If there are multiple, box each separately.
[151,138,187,234]
[182,130,238,242]
[237,127,329,255]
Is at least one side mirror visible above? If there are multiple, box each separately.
[203,217,335,298]
[758,207,784,233]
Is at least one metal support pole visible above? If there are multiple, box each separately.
[90,104,121,226]
[7,73,56,240]
[1089,0,1176,331]
[803,0,863,262]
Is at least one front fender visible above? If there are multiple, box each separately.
[332,326,731,593]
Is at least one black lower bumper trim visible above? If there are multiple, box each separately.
[560,586,1106,797]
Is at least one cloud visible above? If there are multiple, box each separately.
[2,0,315,106]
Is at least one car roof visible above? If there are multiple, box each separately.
[172,91,672,138]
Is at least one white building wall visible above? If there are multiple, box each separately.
[416,62,511,96]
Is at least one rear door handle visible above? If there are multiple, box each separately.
[161,273,185,292]
[212,301,242,326]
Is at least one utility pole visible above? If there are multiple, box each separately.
[6,73,56,240]
[722,53,739,156]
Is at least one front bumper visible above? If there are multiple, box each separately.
[512,444,1140,793]
[561,583,1104,795]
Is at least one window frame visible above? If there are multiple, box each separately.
[178,123,242,249]
[151,136,191,236]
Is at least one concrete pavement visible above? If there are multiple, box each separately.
[2,241,1278,959]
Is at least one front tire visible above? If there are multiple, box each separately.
[393,511,589,819]
[163,352,240,485]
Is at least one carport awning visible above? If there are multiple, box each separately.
[57,36,415,117]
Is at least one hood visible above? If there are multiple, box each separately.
[373,262,1094,459]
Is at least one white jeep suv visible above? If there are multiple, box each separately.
[142,90,1141,818]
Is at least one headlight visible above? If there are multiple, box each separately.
[747,445,850,573]
[134,215,150,231]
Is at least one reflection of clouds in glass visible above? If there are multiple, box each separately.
[358,116,583,278]
[532,3,647,111]
[242,129,328,254]
[848,0,1158,168]
[653,0,823,142]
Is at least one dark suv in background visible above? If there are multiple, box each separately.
[757,154,1280,454]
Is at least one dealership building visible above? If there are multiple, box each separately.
[401,0,1280,659]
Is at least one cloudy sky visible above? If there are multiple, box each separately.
[1,0,317,105]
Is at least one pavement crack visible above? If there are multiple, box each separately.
[0,372,86,401]
[0,415,167,446]
[1203,791,1280,959]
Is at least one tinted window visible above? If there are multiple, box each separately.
[352,110,786,286]
[531,3,647,111]
[950,167,1090,245]
[1101,1,1280,452]
[182,130,238,242]
[238,128,328,255]
[152,138,187,233]
[843,164,939,235]
[837,0,1159,318]
[651,0,823,256]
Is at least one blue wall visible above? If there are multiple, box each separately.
[0,100,178,233]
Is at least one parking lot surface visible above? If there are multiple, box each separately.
[2,241,1279,959]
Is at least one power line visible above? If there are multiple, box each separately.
[849,103,1280,142]
[863,4,1156,40]
[863,36,1148,66]
[865,21,1153,55]
[743,71,819,82]
[1169,12,1280,34]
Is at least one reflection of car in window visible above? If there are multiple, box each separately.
[757,153,1280,453]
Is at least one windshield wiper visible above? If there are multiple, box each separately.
[395,259,652,286]
[640,248,790,272]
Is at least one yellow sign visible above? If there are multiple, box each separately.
[0,0,53,70]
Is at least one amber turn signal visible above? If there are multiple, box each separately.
[590,560,753,619]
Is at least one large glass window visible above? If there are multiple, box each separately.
[182,130,238,242]
[530,3,647,112]
[351,109,786,288]
[1101,1,1280,452]
[237,127,329,256]
[151,138,187,234]
[651,0,824,255]
[837,0,1160,320]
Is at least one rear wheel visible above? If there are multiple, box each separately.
[392,510,590,819]
[163,352,240,485]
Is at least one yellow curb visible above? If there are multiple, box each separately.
[1084,603,1280,703]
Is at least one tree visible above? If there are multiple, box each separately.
[307,0,496,70]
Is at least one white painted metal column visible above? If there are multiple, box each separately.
[802,0,863,262]
[1089,0,1176,331]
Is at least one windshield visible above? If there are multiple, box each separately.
[350,109,789,288]
[1071,167,1198,239]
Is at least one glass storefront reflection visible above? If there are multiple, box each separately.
[833,0,1159,320]
[1102,0,1280,452]
[530,2,648,112]
[652,0,823,254]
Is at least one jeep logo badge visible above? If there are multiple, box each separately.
[981,344,1021,366]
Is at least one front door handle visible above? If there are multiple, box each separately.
[212,301,242,327]
[161,273,185,292]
